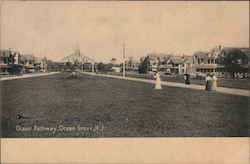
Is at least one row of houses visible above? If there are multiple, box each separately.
[137,45,250,76]
[0,49,48,75]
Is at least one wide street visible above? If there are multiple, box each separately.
[1,72,249,137]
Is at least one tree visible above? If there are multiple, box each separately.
[97,62,105,72]
[47,60,67,71]
[219,48,248,75]
[47,60,56,69]
[127,57,133,71]
[104,63,113,72]
[96,62,113,72]
[139,56,150,74]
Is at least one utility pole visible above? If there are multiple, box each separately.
[123,43,126,78]
[92,60,95,74]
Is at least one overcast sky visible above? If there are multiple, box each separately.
[1,1,249,63]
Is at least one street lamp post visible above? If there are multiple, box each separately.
[91,61,95,74]
[123,43,126,78]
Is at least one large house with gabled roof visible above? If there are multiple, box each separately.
[0,49,48,74]
[140,45,249,76]
[193,45,249,76]
[140,53,195,75]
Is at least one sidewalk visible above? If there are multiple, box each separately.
[82,72,249,97]
[0,72,60,81]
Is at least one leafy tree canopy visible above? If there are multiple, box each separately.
[220,48,248,73]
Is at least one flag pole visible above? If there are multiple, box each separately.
[123,43,126,78]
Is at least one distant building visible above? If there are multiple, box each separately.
[182,55,195,75]
[140,53,194,75]
[0,49,48,74]
[126,57,140,73]
[168,56,183,74]
[0,50,23,74]
[19,54,37,72]
[35,57,48,72]
[193,45,249,76]
[111,66,121,73]
[62,47,94,65]
[147,53,160,72]
[0,50,12,74]
[193,45,224,75]
[158,54,172,72]
[62,47,95,72]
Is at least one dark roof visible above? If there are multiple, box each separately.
[158,54,172,61]
[147,53,158,60]
[183,58,194,63]
[170,56,182,64]
[193,51,209,59]
[0,50,11,57]
[0,50,21,57]
[20,54,36,61]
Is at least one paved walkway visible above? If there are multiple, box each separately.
[82,72,249,97]
[0,72,60,81]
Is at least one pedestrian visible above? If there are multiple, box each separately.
[211,74,218,91]
[184,74,190,85]
[205,74,212,90]
[71,71,76,79]
[154,71,162,90]
[73,71,77,79]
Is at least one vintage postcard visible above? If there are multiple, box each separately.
[0,1,249,163]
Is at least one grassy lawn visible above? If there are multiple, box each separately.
[108,72,250,90]
[1,72,249,137]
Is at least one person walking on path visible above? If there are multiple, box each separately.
[154,71,162,90]
[205,74,212,90]
[184,74,191,85]
[71,71,77,79]
[211,74,218,91]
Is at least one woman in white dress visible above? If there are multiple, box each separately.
[154,71,162,90]
[211,74,218,91]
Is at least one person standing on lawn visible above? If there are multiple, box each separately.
[205,74,212,90]
[211,74,218,91]
[154,71,162,90]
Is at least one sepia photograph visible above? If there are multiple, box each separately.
[1,1,249,163]
[0,1,249,139]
